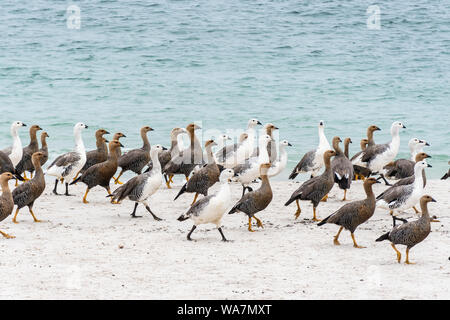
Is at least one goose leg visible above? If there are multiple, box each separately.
[15,179,19,187]
[253,216,264,228]
[30,172,33,179]
[294,199,301,219]
[82,188,90,204]
[165,174,173,189]
[145,205,162,221]
[73,172,80,182]
[65,183,73,196]
[378,174,392,186]
[0,230,15,239]
[320,194,328,202]
[342,190,347,201]
[247,217,255,232]
[106,187,119,204]
[334,226,343,245]
[351,233,365,248]
[218,227,228,242]
[405,248,415,264]
[53,179,59,195]
[191,193,199,206]
[23,172,29,181]
[114,170,124,185]
[130,202,142,218]
[391,243,402,263]
[169,175,174,183]
[312,207,321,222]
[29,207,42,223]
[187,225,197,241]
[12,208,20,224]
[185,175,189,182]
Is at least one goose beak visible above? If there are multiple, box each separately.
[162,146,168,151]
[427,164,432,168]
[22,123,27,127]
[105,130,110,135]
[425,142,430,146]
[85,125,89,129]
[402,125,406,128]
[120,143,124,148]
[104,139,109,143]
[376,127,381,131]
[288,143,293,146]
[257,121,262,125]
[274,126,279,130]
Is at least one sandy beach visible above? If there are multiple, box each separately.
[0,177,449,300]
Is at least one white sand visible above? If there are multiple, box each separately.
[0,177,449,300]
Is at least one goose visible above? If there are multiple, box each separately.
[71,140,123,204]
[243,118,263,160]
[0,172,15,239]
[385,138,430,180]
[289,120,331,179]
[78,129,110,176]
[285,150,336,222]
[251,123,279,163]
[343,137,352,159]
[376,160,431,216]
[177,168,235,241]
[112,132,126,157]
[114,126,154,184]
[376,195,439,264]
[109,145,166,220]
[232,134,272,196]
[174,140,220,205]
[145,127,187,188]
[12,152,46,223]
[267,139,292,178]
[163,123,203,183]
[385,152,431,187]
[357,121,406,185]
[38,131,49,172]
[2,121,27,168]
[228,163,273,232]
[331,137,354,201]
[215,132,248,169]
[318,178,380,248]
[351,126,381,167]
[47,122,88,196]
[15,125,42,180]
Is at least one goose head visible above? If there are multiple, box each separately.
[205,139,217,149]
[170,127,187,139]
[220,168,234,182]
[0,172,14,182]
[186,123,201,133]
[279,140,292,147]
[264,123,278,136]
[151,144,166,154]
[109,139,124,151]
[259,162,272,176]
[248,118,262,129]
[368,125,381,133]
[390,121,406,135]
[41,131,50,139]
[239,132,248,143]
[141,126,154,134]
[30,125,42,135]
[415,160,432,172]
[364,177,381,187]
[217,134,232,143]
[74,122,88,134]
[259,134,272,146]
[11,121,26,133]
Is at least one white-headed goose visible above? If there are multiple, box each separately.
[2,121,27,168]
[109,145,166,219]
[178,168,235,241]
[47,122,88,196]
[289,120,331,179]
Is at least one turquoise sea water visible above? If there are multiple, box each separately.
[0,0,449,180]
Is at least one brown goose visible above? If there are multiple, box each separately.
[384,152,431,184]
[285,150,336,222]
[251,123,279,162]
[343,137,352,159]
[174,140,220,205]
[79,129,110,176]
[376,195,439,264]
[39,131,49,168]
[228,163,273,232]
[351,125,381,179]
[318,178,380,248]
[12,152,46,224]
[15,125,43,180]
[388,153,431,188]
[163,123,202,183]
[0,172,15,238]
[71,140,123,203]
[115,126,153,184]
[111,132,126,181]
[145,127,187,188]
[331,137,354,201]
